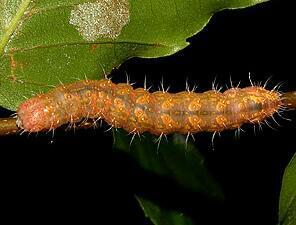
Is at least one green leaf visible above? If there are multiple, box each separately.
[0,0,269,110]
[279,153,296,225]
[136,195,195,225]
[113,130,223,200]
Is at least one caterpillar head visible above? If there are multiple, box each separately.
[17,95,50,132]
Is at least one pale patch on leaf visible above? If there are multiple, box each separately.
[69,0,130,41]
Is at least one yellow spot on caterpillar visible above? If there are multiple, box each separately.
[99,79,112,88]
[134,107,148,123]
[215,115,228,127]
[86,90,92,97]
[116,84,132,95]
[162,98,174,110]
[216,101,227,112]
[161,114,176,128]
[65,94,72,99]
[188,116,202,129]
[136,93,150,105]
[69,0,130,41]
[188,98,201,111]
[113,98,125,111]
[134,107,143,117]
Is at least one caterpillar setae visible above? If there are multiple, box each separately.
[16,78,283,135]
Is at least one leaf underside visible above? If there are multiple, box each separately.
[136,195,195,225]
[114,131,222,225]
[279,153,296,225]
[0,0,269,111]
[113,131,223,200]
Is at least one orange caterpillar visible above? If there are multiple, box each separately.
[17,79,282,135]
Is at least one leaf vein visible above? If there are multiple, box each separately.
[4,41,170,54]
[0,0,32,55]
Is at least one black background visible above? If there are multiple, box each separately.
[0,0,295,224]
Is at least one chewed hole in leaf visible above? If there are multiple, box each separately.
[69,0,130,41]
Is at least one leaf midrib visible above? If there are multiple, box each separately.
[0,0,31,54]
[2,41,170,55]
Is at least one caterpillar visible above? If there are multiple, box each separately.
[16,78,283,136]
